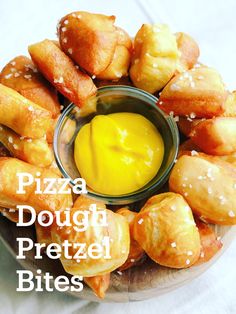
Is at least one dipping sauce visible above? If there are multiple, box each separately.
[74,112,164,195]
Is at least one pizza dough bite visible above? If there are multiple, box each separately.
[130,24,179,93]
[0,56,60,118]
[175,32,200,72]
[84,274,110,299]
[133,193,201,268]
[169,153,236,225]
[0,125,53,167]
[221,91,236,117]
[116,208,145,271]
[0,84,52,138]
[190,117,236,155]
[28,40,97,108]
[0,157,73,213]
[51,195,130,277]
[96,27,132,80]
[157,66,227,118]
[58,12,116,75]
[194,218,223,265]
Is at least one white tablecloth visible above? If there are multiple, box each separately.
[0,0,236,313]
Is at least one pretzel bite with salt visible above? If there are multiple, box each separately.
[194,219,223,265]
[169,153,236,224]
[116,208,145,271]
[0,56,60,118]
[84,274,110,299]
[221,91,236,117]
[51,195,130,277]
[175,32,200,72]
[96,27,132,80]
[133,193,201,268]
[157,66,227,118]
[28,40,97,108]
[190,117,236,155]
[0,125,53,167]
[0,157,72,213]
[0,84,52,138]
[58,11,117,75]
[130,24,179,94]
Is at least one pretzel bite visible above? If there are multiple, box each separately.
[222,91,236,117]
[28,39,97,107]
[58,11,117,75]
[0,84,52,138]
[129,24,179,94]
[116,208,145,271]
[175,32,200,72]
[96,27,132,80]
[0,125,53,167]
[0,157,72,213]
[84,274,110,299]
[157,66,227,118]
[190,117,236,155]
[177,117,204,137]
[51,195,130,277]
[0,56,60,118]
[194,219,222,265]
[169,154,236,224]
[133,193,201,268]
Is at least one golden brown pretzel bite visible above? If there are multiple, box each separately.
[96,27,132,80]
[222,91,236,117]
[58,11,117,75]
[0,56,60,118]
[0,125,53,167]
[194,218,222,265]
[175,32,200,72]
[0,157,72,213]
[116,208,145,271]
[28,39,97,108]
[169,153,236,225]
[133,193,201,268]
[84,274,110,299]
[190,117,236,155]
[35,221,52,247]
[0,84,52,138]
[130,24,179,94]
[51,195,130,277]
[157,66,227,118]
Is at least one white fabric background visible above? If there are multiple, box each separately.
[0,0,236,313]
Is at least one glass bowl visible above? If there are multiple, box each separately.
[53,85,179,205]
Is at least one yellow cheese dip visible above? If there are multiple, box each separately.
[74,112,164,195]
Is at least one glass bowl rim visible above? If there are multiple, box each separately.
[53,85,179,203]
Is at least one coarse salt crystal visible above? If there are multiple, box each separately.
[228,210,235,218]
[68,48,73,55]
[191,150,198,156]
[186,259,191,265]
[171,242,177,248]
[138,218,144,225]
[8,136,13,144]
[61,27,67,32]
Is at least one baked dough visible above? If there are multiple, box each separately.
[51,195,130,277]
[0,56,60,118]
[190,117,236,155]
[84,274,110,299]
[0,84,52,138]
[158,66,227,118]
[0,157,73,213]
[133,193,201,268]
[28,39,97,107]
[169,153,236,224]
[130,24,179,93]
